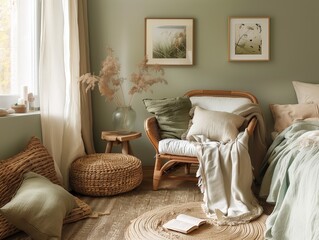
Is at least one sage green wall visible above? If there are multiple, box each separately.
[88,0,319,165]
[0,114,42,160]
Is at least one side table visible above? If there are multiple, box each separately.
[101,131,142,155]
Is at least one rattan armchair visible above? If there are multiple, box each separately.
[144,90,258,190]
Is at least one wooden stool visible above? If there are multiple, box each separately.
[101,131,141,155]
[69,153,143,196]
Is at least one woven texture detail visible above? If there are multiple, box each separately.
[70,153,143,196]
[125,202,267,240]
[0,137,92,239]
[64,197,92,224]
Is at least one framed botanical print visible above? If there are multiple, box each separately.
[228,17,270,61]
[145,18,194,65]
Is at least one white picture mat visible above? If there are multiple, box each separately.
[145,18,194,65]
[229,17,270,61]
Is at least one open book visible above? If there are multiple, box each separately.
[163,214,206,234]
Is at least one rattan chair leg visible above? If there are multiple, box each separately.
[153,155,162,190]
[185,163,191,174]
[153,174,161,191]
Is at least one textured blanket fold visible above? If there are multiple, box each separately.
[259,120,319,240]
[190,103,267,225]
[234,103,268,182]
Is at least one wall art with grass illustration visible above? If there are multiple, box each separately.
[228,17,270,61]
[145,18,194,65]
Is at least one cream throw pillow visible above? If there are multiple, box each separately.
[0,172,75,240]
[292,81,319,104]
[270,103,319,132]
[186,106,245,143]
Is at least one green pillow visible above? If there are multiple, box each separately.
[0,172,75,240]
[143,97,192,139]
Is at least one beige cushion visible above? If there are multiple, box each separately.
[186,106,245,143]
[270,103,319,132]
[0,172,75,240]
[292,81,319,104]
[0,137,92,239]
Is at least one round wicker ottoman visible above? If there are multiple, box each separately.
[69,153,143,196]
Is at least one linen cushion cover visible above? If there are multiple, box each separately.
[190,96,252,112]
[0,137,92,239]
[292,81,319,104]
[270,103,319,133]
[143,97,192,139]
[186,106,245,143]
[0,172,75,240]
[159,138,198,157]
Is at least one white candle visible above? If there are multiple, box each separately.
[22,86,28,101]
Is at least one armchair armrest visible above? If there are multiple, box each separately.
[247,117,257,136]
[144,116,161,152]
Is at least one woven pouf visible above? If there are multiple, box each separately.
[69,153,143,196]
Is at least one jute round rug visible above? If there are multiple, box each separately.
[125,202,268,240]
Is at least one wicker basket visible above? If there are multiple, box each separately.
[69,153,143,196]
[11,104,27,113]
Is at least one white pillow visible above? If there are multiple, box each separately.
[186,106,245,143]
[292,81,319,104]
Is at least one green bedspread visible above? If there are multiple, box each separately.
[260,120,319,240]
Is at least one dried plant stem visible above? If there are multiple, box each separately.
[79,48,167,107]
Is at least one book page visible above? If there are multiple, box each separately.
[163,219,197,234]
[176,214,206,226]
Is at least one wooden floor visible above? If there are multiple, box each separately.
[7,165,272,240]
[8,165,204,240]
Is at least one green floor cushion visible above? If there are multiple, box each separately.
[0,137,92,239]
[0,172,75,240]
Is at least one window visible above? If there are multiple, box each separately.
[0,0,41,108]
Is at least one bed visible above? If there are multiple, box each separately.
[259,81,319,240]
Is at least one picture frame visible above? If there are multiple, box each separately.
[228,17,270,61]
[145,18,194,65]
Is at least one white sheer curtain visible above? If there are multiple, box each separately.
[39,0,85,188]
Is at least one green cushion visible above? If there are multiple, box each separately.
[0,172,75,240]
[143,97,192,139]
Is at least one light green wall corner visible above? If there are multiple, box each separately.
[87,0,319,165]
[0,113,42,160]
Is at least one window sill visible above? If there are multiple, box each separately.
[0,111,40,118]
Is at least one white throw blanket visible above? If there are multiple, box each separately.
[190,103,267,225]
[192,130,263,225]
